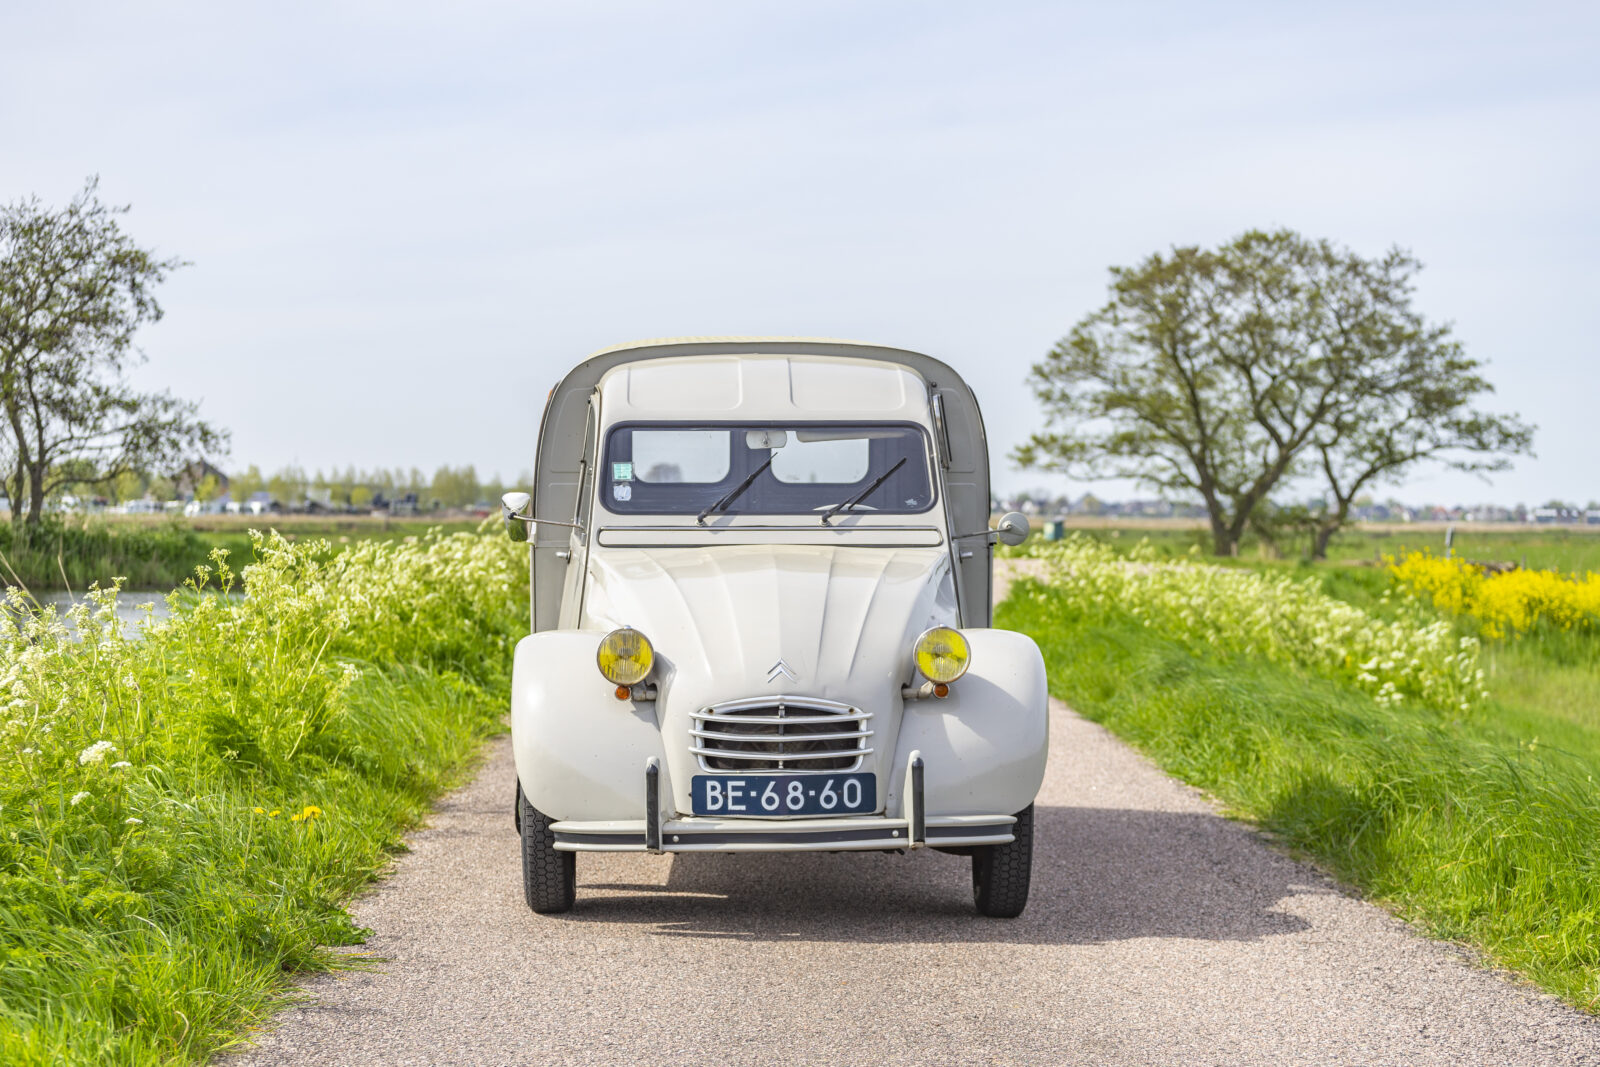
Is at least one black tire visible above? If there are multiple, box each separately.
[518,784,575,914]
[972,804,1034,918]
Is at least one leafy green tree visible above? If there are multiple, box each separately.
[109,469,145,503]
[267,465,305,507]
[230,464,265,504]
[0,178,226,531]
[1016,229,1531,556]
[428,465,481,509]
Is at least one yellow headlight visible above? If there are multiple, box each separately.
[596,628,654,686]
[913,626,970,684]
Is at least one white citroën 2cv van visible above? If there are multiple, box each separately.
[502,338,1048,917]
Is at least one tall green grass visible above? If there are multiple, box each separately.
[1000,573,1600,1013]
[0,518,212,593]
[0,530,525,1064]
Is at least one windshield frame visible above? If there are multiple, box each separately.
[597,419,940,520]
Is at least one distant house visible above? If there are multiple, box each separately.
[173,459,230,501]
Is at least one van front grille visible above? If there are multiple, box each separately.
[689,697,872,772]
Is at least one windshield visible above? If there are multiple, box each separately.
[601,422,936,517]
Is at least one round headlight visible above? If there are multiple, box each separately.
[597,627,654,686]
[913,626,970,684]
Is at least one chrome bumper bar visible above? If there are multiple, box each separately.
[549,750,1015,853]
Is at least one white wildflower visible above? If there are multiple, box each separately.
[78,740,116,765]
[124,817,143,825]
[70,791,90,806]
[111,761,132,769]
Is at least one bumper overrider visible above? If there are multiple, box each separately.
[548,751,1018,853]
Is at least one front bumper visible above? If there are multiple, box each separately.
[549,813,1016,852]
[547,750,1016,853]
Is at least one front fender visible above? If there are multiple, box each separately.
[511,631,666,821]
[885,628,1049,818]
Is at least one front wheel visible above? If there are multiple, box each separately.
[518,784,575,914]
[972,804,1033,918]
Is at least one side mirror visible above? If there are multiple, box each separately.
[995,511,1031,547]
[501,491,532,543]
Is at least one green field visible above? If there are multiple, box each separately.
[998,538,1600,1012]
[1023,520,1600,573]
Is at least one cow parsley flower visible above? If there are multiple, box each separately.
[70,791,90,806]
[78,740,116,765]
[111,761,132,769]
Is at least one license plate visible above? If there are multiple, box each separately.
[691,773,876,817]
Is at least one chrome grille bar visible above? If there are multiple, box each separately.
[690,696,873,772]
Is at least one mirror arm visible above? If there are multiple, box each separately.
[952,530,1003,542]
[503,512,583,531]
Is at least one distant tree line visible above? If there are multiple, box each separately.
[223,465,532,511]
[59,464,533,512]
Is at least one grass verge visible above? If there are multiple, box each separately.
[999,571,1600,1013]
[0,529,525,1064]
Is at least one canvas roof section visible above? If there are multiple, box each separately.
[595,354,932,424]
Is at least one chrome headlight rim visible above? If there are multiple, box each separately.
[596,626,654,686]
[913,624,970,684]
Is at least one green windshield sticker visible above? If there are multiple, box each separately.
[612,462,633,482]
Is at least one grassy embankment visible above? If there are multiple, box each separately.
[0,515,484,594]
[1038,517,1600,572]
[998,536,1600,1012]
[0,529,525,1064]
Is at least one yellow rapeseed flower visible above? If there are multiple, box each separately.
[1392,552,1600,638]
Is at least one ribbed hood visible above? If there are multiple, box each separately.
[583,544,956,705]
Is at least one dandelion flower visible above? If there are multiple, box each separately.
[78,740,116,765]
[269,810,281,817]
[70,791,90,806]
[253,807,266,814]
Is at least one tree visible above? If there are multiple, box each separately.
[230,464,265,504]
[1307,339,1531,557]
[0,179,226,530]
[267,465,305,507]
[1015,229,1531,556]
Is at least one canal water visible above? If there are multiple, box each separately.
[37,591,173,637]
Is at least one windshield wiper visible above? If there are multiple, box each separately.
[820,458,907,526]
[697,454,775,526]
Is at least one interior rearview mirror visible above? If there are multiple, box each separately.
[995,511,1031,547]
[501,491,532,543]
[745,429,788,450]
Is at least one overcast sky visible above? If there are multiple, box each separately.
[3,1,1595,504]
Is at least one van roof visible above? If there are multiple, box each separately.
[595,353,931,423]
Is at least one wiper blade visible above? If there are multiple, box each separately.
[820,457,907,526]
[697,454,775,526]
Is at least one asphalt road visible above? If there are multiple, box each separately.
[230,694,1600,1066]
